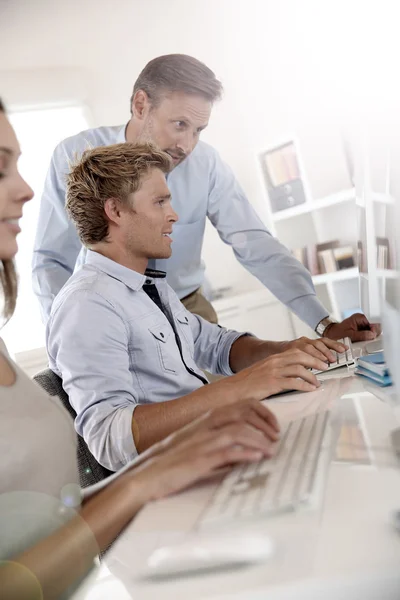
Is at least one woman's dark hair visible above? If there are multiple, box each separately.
[0,97,18,321]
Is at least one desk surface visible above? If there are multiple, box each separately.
[73,348,400,600]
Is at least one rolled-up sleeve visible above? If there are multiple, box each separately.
[47,290,138,471]
[186,310,245,376]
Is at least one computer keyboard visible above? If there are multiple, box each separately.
[313,337,355,375]
[197,410,330,530]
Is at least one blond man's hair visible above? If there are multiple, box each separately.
[66,143,171,246]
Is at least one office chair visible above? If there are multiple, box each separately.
[33,368,114,488]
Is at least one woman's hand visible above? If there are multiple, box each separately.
[127,399,280,501]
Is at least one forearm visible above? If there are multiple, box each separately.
[133,335,297,451]
[133,377,245,452]
[286,294,328,330]
[229,335,288,372]
[1,473,146,600]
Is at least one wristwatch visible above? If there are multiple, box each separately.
[315,316,338,337]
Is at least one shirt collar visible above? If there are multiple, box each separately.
[86,250,147,292]
[115,124,128,143]
[144,268,166,280]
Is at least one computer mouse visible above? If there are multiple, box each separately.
[142,529,274,578]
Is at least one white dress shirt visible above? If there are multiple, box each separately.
[47,251,244,471]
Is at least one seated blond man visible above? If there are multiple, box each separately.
[46,143,345,471]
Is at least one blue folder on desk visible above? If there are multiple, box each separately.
[355,352,392,387]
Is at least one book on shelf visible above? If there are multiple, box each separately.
[292,240,356,276]
[333,246,355,270]
[306,244,319,276]
[318,249,337,273]
[316,240,339,274]
[376,236,390,269]
[357,240,366,272]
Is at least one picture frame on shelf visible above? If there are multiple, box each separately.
[258,137,312,214]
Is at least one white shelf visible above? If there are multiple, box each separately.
[312,267,359,286]
[372,192,395,205]
[377,269,398,279]
[360,269,398,281]
[272,188,355,222]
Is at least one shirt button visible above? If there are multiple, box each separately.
[145,279,151,284]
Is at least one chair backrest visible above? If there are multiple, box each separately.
[33,368,113,487]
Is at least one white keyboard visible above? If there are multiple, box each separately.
[313,337,355,375]
[198,410,330,530]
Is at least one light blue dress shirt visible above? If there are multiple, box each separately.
[33,124,328,328]
[47,251,244,472]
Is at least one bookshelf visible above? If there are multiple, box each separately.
[257,140,361,335]
[262,187,360,333]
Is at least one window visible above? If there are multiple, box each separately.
[2,105,90,356]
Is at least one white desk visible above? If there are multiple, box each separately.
[73,353,400,600]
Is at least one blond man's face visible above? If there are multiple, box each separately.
[120,168,179,260]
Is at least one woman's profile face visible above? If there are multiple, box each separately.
[0,112,33,261]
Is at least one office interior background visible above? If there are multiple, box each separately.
[1,0,399,372]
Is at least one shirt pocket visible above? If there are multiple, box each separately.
[148,324,177,374]
[175,310,195,359]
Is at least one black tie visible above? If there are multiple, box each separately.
[142,280,165,314]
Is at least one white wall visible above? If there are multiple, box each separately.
[1,0,394,293]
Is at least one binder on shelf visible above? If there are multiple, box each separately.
[259,140,309,213]
[306,245,319,276]
[333,246,355,270]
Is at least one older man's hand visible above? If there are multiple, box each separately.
[324,313,381,342]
